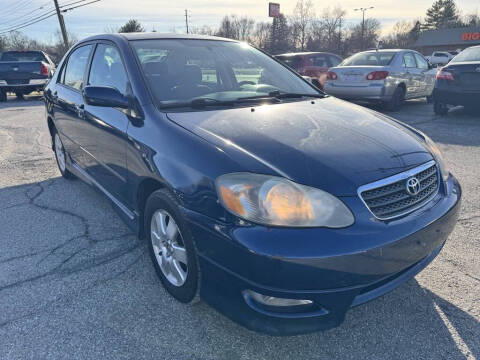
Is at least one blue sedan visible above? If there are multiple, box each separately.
[44,33,461,335]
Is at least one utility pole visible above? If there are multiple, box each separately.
[184,9,189,34]
[354,6,374,50]
[53,0,69,48]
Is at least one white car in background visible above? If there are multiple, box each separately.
[426,51,454,66]
[324,49,437,111]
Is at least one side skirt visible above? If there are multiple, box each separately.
[68,159,140,235]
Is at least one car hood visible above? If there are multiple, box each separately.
[166,97,432,196]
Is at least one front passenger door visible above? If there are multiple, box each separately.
[81,43,131,205]
[402,52,419,98]
[414,53,433,96]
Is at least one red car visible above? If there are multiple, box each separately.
[275,52,343,88]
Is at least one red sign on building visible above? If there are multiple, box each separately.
[462,32,480,41]
[269,3,280,17]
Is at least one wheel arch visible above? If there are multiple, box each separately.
[136,177,167,239]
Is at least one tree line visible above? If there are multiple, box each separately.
[0,0,478,60]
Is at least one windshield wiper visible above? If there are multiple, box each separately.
[236,91,325,102]
[160,98,234,109]
[267,90,325,99]
[160,91,325,110]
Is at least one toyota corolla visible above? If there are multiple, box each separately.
[44,33,461,335]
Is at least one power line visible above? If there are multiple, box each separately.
[0,0,93,34]
[0,0,100,36]
[1,0,35,16]
[0,0,52,26]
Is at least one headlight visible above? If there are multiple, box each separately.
[425,136,449,182]
[216,173,354,228]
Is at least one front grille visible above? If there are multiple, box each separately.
[359,161,439,220]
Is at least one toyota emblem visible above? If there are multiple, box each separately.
[406,177,420,196]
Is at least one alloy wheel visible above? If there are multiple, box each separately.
[150,210,188,287]
[54,133,66,172]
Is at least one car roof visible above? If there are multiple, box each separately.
[275,51,341,57]
[78,32,237,43]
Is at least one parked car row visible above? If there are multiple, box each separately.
[275,46,478,114]
[0,50,55,101]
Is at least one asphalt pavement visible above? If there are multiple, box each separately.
[0,95,479,359]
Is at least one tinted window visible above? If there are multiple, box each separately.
[414,53,429,70]
[275,56,302,70]
[403,53,416,68]
[310,55,328,67]
[63,45,92,90]
[131,40,318,106]
[329,56,342,67]
[341,52,395,66]
[435,53,448,57]
[88,44,128,94]
[451,47,480,62]
[0,51,47,62]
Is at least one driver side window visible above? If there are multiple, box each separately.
[88,44,128,94]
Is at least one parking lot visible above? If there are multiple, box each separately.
[0,94,478,359]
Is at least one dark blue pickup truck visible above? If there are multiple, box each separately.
[0,50,55,101]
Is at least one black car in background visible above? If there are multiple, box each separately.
[433,45,480,115]
[0,50,55,101]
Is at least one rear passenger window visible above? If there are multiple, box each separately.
[88,44,128,94]
[310,55,328,67]
[63,45,92,90]
[414,54,429,70]
[403,53,416,68]
[329,56,341,67]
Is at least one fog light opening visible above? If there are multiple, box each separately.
[244,290,313,307]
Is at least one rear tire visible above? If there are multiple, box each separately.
[53,129,74,179]
[0,91,6,102]
[426,95,434,104]
[384,86,405,111]
[434,101,448,116]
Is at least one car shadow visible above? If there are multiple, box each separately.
[0,94,44,110]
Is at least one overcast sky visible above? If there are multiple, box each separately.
[2,0,479,43]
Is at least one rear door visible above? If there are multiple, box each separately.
[53,44,93,165]
[81,42,131,204]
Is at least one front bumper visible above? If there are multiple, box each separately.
[184,175,461,335]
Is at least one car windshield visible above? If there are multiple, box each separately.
[451,47,480,63]
[0,51,46,62]
[341,52,395,66]
[131,39,319,108]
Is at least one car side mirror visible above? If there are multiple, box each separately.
[83,86,129,108]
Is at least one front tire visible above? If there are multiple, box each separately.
[53,130,74,179]
[0,91,6,102]
[145,189,199,303]
[15,92,24,100]
[426,95,434,104]
[434,101,449,116]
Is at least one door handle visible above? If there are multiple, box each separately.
[76,104,85,118]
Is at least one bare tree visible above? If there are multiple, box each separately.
[190,25,215,36]
[381,21,415,49]
[252,22,271,49]
[346,18,381,53]
[290,0,315,51]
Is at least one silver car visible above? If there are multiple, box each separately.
[324,49,436,110]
